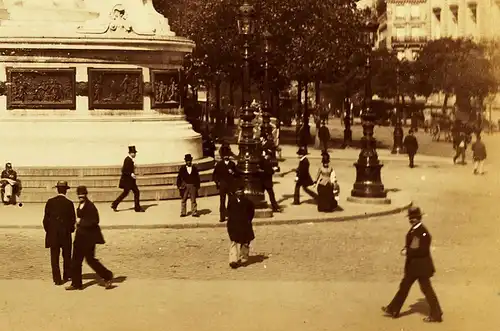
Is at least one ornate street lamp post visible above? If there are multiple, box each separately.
[349,18,389,202]
[260,30,273,140]
[391,61,404,154]
[237,1,270,216]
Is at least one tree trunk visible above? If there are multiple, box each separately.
[229,79,235,106]
[297,80,303,121]
[441,93,449,116]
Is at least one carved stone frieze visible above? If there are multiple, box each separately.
[88,68,143,110]
[6,68,76,109]
[151,69,181,109]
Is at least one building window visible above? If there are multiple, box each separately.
[396,27,406,39]
[395,5,405,19]
[411,27,421,38]
[410,5,420,19]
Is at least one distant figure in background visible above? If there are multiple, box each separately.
[202,132,216,158]
[213,148,238,222]
[315,153,338,212]
[453,132,467,165]
[318,121,331,153]
[66,186,114,291]
[471,135,487,175]
[43,181,76,286]
[219,140,236,159]
[1,162,22,205]
[176,154,200,217]
[111,146,144,212]
[259,149,281,212]
[227,183,255,269]
[293,147,315,205]
[403,129,419,168]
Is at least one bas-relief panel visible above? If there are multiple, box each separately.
[6,68,76,109]
[88,68,143,110]
[151,70,181,109]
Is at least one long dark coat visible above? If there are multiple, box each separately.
[296,157,314,187]
[403,135,419,155]
[176,165,201,189]
[43,195,76,248]
[74,200,105,246]
[212,160,238,190]
[227,195,255,244]
[119,156,137,190]
[259,158,275,190]
[404,224,435,278]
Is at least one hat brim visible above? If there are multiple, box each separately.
[55,185,70,189]
[407,213,425,218]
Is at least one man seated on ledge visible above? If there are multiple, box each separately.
[1,162,21,205]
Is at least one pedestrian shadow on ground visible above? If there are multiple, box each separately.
[119,203,158,212]
[81,273,127,290]
[195,208,212,216]
[399,298,429,317]
[240,254,269,268]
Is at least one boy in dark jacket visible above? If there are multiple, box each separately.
[226,183,255,269]
[471,135,487,175]
[403,129,419,168]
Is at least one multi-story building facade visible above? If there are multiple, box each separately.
[378,0,500,59]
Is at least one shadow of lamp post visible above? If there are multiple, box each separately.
[236,1,271,217]
[348,17,390,204]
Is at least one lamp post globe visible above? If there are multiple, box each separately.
[349,17,389,201]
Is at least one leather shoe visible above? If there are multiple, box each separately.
[54,280,63,286]
[111,205,117,212]
[229,262,239,269]
[191,212,199,217]
[65,285,83,291]
[135,208,145,213]
[180,214,187,218]
[423,316,442,323]
[381,306,399,318]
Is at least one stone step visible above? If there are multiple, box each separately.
[19,170,214,188]
[15,158,215,177]
[16,182,218,203]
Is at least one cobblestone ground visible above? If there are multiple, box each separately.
[0,134,498,330]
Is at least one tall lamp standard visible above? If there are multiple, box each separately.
[342,94,352,148]
[260,30,273,140]
[349,18,389,202]
[391,60,404,154]
[237,1,271,216]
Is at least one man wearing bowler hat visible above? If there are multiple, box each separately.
[43,181,76,286]
[111,145,144,212]
[293,146,315,205]
[176,154,200,217]
[66,186,114,291]
[213,147,238,222]
[382,206,443,323]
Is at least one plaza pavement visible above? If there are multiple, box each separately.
[0,147,454,229]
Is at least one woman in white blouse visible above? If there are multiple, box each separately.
[315,152,338,212]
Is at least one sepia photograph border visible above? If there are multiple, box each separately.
[88,68,144,110]
[150,69,182,109]
[6,67,77,110]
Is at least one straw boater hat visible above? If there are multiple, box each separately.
[55,180,70,189]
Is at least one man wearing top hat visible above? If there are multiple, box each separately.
[382,206,443,323]
[43,181,76,286]
[293,146,315,205]
[260,148,281,212]
[111,145,144,212]
[213,147,238,222]
[66,186,114,291]
[176,154,201,217]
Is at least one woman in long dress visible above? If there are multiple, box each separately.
[315,153,338,212]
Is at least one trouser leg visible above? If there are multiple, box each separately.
[266,187,279,209]
[112,189,130,208]
[70,243,85,288]
[409,153,415,168]
[85,245,113,282]
[131,185,141,210]
[418,277,443,319]
[180,189,188,215]
[219,189,227,221]
[387,274,417,314]
[229,241,239,264]
[293,183,301,204]
[240,243,250,263]
[62,243,72,280]
[189,185,197,213]
[50,247,61,283]
[4,184,12,202]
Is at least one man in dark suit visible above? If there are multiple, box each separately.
[1,162,22,205]
[66,186,114,291]
[403,129,419,168]
[213,148,237,222]
[111,145,144,212]
[43,181,76,286]
[260,149,281,212]
[293,146,315,205]
[227,183,255,269]
[318,121,331,153]
[176,154,201,218]
[382,206,443,323]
